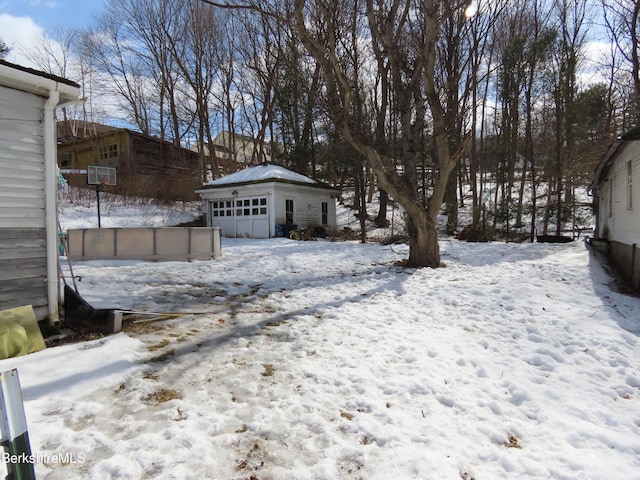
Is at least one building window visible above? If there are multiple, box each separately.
[321,202,328,225]
[211,197,267,218]
[627,160,633,210]
[99,143,119,161]
[58,152,72,168]
[608,180,613,217]
[285,199,294,223]
[211,200,233,217]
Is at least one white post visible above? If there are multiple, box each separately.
[0,369,36,480]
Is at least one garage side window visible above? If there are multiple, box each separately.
[627,160,633,210]
[608,179,613,217]
[321,202,328,225]
[286,199,294,223]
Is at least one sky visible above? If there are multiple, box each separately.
[0,0,104,66]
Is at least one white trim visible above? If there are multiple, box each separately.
[44,91,61,326]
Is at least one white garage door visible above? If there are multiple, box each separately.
[210,196,269,238]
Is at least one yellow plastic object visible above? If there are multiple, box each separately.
[0,306,46,359]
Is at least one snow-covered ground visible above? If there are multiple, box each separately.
[56,188,203,230]
[1,190,639,479]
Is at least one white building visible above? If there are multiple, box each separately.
[0,60,81,324]
[592,126,640,289]
[196,163,340,239]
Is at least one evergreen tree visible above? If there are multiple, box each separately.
[0,37,10,59]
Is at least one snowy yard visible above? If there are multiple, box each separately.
[2,236,640,479]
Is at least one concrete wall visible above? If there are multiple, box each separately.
[67,227,221,262]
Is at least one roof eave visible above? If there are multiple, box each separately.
[0,60,80,102]
[196,177,340,193]
[591,126,640,190]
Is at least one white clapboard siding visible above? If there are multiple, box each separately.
[0,84,48,318]
[607,142,640,246]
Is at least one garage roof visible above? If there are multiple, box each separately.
[206,163,317,187]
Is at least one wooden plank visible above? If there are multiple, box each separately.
[0,256,49,269]
[0,228,45,239]
[0,237,46,248]
[0,289,47,307]
[0,207,45,218]
[0,277,47,293]
[0,248,47,261]
[0,266,47,282]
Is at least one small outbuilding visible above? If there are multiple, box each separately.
[0,60,81,324]
[591,126,640,289]
[196,163,339,238]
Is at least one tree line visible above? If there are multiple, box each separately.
[7,0,640,267]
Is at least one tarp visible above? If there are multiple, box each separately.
[0,306,46,359]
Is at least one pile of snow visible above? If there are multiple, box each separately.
[1,231,639,478]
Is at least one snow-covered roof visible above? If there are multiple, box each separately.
[206,163,317,187]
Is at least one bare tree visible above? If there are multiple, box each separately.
[296,0,476,266]
[550,0,589,237]
[82,1,156,134]
[226,8,285,167]
[602,0,640,122]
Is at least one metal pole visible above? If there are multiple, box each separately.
[96,184,102,228]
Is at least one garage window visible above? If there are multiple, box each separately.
[213,196,267,218]
[286,199,294,223]
[627,160,633,210]
[211,200,234,217]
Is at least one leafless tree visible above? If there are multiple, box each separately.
[82,1,156,134]
[212,0,473,266]
[602,0,640,122]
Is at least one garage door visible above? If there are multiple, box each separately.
[210,196,269,238]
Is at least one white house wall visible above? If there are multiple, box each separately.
[595,140,640,289]
[0,85,49,319]
[600,142,640,245]
[273,184,336,229]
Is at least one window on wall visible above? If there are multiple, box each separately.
[627,160,633,210]
[236,198,251,216]
[99,143,118,161]
[321,202,328,225]
[211,197,267,218]
[285,199,294,223]
[58,152,72,168]
[211,200,234,217]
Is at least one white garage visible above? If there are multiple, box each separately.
[196,163,340,238]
